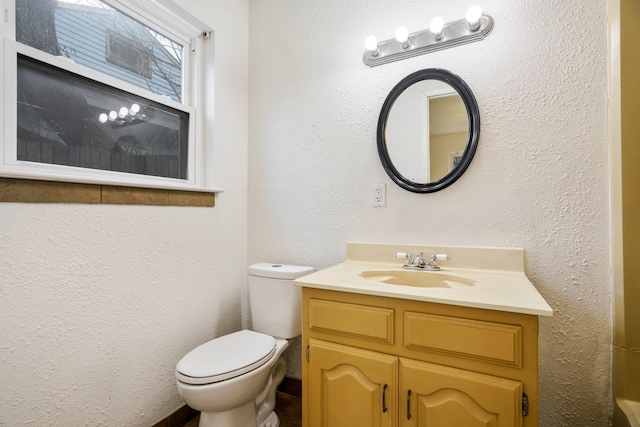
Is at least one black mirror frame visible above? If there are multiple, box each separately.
[377,68,480,193]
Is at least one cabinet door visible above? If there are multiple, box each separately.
[400,358,523,427]
[308,339,398,427]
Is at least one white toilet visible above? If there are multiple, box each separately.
[175,263,314,427]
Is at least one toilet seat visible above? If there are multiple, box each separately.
[176,330,276,385]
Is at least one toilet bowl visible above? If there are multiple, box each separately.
[176,331,288,427]
[175,263,313,427]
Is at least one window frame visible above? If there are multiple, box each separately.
[0,0,219,193]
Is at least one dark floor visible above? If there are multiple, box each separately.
[274,391,302,427]
[183,391,302,427]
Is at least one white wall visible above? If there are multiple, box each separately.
[0,1,248,426]
[248,0,611,425]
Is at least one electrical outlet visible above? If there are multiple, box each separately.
[372,184,386,207]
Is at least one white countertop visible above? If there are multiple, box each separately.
[294,243,553,317]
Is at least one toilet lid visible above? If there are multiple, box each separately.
[175,330,276,385]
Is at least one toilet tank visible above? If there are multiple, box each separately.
[248,263,314,339]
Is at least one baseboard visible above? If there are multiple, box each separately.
[278,376,302,398]
[151,404,199,427]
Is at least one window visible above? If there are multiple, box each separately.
[1,0,217,192]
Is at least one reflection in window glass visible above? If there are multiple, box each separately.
[17,56,189,180]
[15,0,183,102]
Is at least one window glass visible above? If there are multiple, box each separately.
[17,56,189,179]
[15,0,183,102]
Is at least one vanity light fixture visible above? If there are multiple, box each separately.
[363,5,494,67]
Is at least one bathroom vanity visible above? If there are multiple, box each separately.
[294,243,552,427]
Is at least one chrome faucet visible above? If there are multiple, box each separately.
[397,252,449,271]
[397,252,425,269]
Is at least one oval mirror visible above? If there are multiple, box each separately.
[377,68,479,193]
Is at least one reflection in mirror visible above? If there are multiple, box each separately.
[377,68,479,193]
[386,80,468,183]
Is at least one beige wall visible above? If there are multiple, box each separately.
[429,132,467,181]
[614,0,640,413]
[248,0,611,425]
[621,0,640,358]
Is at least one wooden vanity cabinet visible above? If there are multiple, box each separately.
[301,288,540,427]
[307,339,397,427]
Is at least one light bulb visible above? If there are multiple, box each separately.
[118,107,128,118]
[429,17,444,40]
[108,111,117,121]
[99,113,108,124]
[365,35,378,52]
[130,103,140,114]
[466,5,483,30]
[395,26,409,47]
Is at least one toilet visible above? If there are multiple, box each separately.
[175,263,314,427]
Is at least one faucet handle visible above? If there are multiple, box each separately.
[397,252,415,267]
[424,253,449,271]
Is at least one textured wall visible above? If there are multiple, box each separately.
[0,1,249,426]
[248,0,612,425]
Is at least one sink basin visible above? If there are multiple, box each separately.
[360,270,477,288]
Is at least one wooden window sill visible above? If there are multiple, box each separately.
[0,178,215,207]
